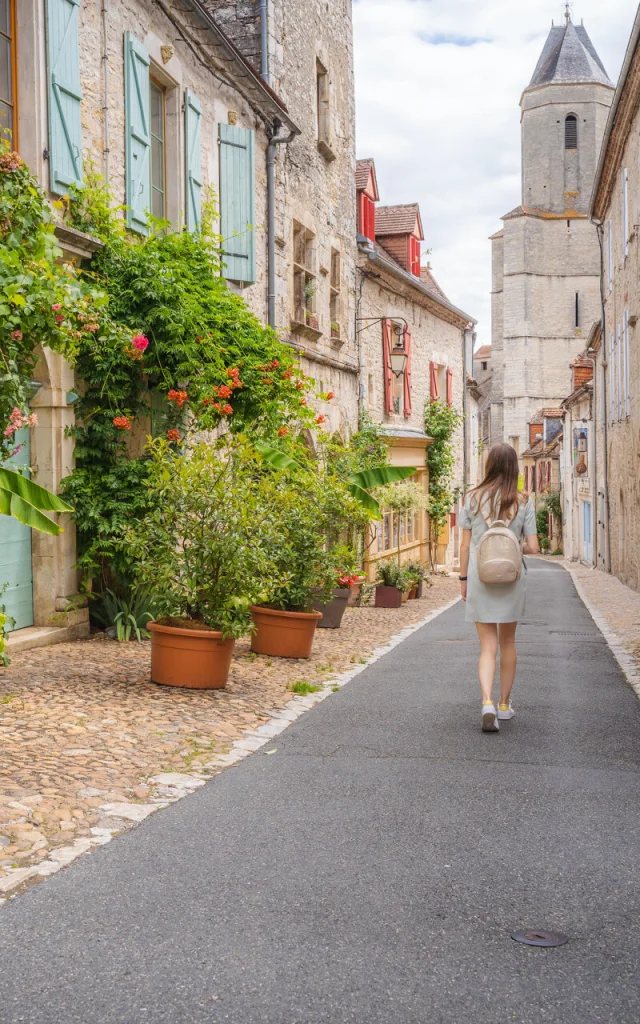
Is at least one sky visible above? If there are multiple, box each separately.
[353,0,637,347]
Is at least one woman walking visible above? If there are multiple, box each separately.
[459,443,539,732]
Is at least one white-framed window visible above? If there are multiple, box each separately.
[607,219,613,292]
[623,169,629,258]
[609,332,615,424]
[600,361,606,427]
[624,309,630,418]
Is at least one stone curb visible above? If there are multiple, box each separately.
[563,563,640,700]
[0,594,462,905]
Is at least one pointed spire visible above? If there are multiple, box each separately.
[564,3,572,26]
[526,17,613,90]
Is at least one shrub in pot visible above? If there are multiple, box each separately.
[251,471,368,657]
[312,548,361,629]
[404,560,427,599]
[374,560,405,609]
[130,439,274,688]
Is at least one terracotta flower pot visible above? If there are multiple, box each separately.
[312,587,351,629]
[401,590,410,604]
[374,585,402,609]
[250,606,322,658]
[149,621,234,689]
[408,587,418,600]
[347,581,365,607]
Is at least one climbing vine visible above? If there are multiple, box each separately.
[424,399,462,568]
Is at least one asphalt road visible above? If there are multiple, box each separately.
[0,561,638,1023]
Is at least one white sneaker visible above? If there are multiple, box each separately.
[497,702,515,720]
[481,703,499,732]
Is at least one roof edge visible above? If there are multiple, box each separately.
[362,245,476,328]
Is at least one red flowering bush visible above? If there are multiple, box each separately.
[113,415,132,431]
[132,334,148,352]
[167,389,188,409]
[167,428,181,442]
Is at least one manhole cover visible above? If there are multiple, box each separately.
[511,929,568,948]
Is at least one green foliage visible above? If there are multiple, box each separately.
[375,559,406,589]
[543,490,562,526]
[289,681,323,695]
[375,480,423,515]
[424,399,462,566]
[129,439,276,639]
[0,141,103,460]
[0,467,73,536]
[536,506,549,539]
[403,560,428,587]
[91,588,155,642]
[63,163,126,242]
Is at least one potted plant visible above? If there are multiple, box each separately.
[404,560,427,599]
[131,439,273,688]
[305,310,319,331]
[374,559,405,608]
[312,547,361,628]
[330,321,340,339]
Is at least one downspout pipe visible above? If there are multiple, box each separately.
[259,0,269,84]
[102,0,110,182]
[594,219,612,573]
[267,121,296,329]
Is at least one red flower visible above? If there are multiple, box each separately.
[167,389,188,409]
[299,398,307,406]
[55,315,64,324]
[315,414,326,425]
[278,426,289,437]
[221,403,233,415]
[295,381,305,391]
[325,391,335,401]
[167,428,181,442]
[113,415,132,431]
[52,303,61,311]
[270,359,280,368]
[227,367,240,378]
[11,329,22,341]
[215,384,233,399]
[132,334,149,352]
[283,369,292,379]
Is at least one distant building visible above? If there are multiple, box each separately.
[355,158,476,571]
[560,353,595,564]
[472,344,492,472]
[490,12,614,464]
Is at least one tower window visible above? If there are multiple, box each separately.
[565,115,578,150]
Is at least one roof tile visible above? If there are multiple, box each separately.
[375,203,423,239]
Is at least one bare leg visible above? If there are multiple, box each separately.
[498,622,518,705]
[475,623,498,705]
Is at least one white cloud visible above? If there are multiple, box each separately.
[353,0,636,345]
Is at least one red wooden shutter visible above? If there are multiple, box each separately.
[403,327,412,418]
[446,367,453,407]
[538,462,543,491]
[382,319,393,414]
[430,361,439,400]
[358,192,365,236]
[546,460,551,487]
[367,197,375,241]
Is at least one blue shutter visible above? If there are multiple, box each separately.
[125,33,150,234]
[185,90,202,232]
[219,124,255,283]
[46,0,83,194]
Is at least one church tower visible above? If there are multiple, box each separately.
[490,10,614,457]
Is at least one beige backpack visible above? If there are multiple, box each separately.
[476,518,522,585]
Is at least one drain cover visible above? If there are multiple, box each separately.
[511,929,568,948]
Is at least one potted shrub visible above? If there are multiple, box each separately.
[374,560,405,609]
[131,439,273,688]
[312,548,361,629]
[404,561,427,599]
[251,469,368,656]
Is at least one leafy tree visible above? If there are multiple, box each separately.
[424,399,462,568]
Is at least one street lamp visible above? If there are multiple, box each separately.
[390,322,408,378]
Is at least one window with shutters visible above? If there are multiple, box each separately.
[565,114,577,150]
[329,248,341,342]
[409,235,420,277]
[125,34,150,233]
[358,192,375,240]
[292,222,317,327]
[149,80,166,220]
[219,123,255,284]
[0,0,16,145]
[184,90,202,232]
[47,0,83,194]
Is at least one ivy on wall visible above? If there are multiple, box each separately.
[424,399,462,568]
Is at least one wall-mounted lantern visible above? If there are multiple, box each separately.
[390,321,408,378]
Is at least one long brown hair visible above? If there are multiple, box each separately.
[469,442,523,523]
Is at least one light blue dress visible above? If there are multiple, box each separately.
[459,496,537,624]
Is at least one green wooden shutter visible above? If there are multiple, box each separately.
[125,33,150,234]
[46,0,83,194]
[185,90,202,232]
[219,124,255,283]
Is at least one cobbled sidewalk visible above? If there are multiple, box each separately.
[0,577,459,902]
[562,560,640,693]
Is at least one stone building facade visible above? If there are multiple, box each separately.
[203,0,359,437]
[355,159,476,572]
[3,0,357,643]
[589,6,640,592]
[490,14,614,463]
[560,356,595,565]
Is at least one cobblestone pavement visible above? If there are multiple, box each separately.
[562,560,640,686]
[0,578,459,900]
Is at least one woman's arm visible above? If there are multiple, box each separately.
[523,533,540,555]
[522,498,540,554]
[459,529,472,601]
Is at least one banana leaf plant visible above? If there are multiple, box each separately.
[255,443,415,519]
[0,467,73,536]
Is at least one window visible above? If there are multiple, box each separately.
[293,222,317,326]
[607,220,613,292]
[565,114,577,150]
[150,80,166,220]
[575,291,580,329]
[316,58,334,160]
[392,361,403,415]
[617,323,622,421]
[0,0,15,143]
[623,168,629,258]
[329,248,341,341]
[359,192,375,240]
[481,361,487,371]
[409,235,420,277]
[624,309,630,417]
[609,333,615,424]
